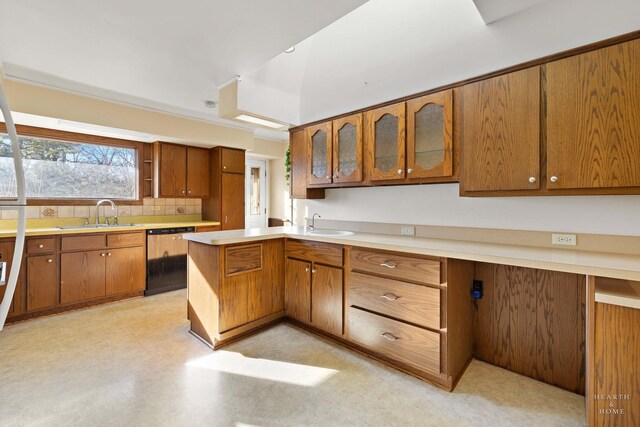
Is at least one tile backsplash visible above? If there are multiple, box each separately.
[0,198,202,220]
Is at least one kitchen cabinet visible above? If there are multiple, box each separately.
[285,240,343,336]
[307,122,333,186]
[332,113,363,183]
[289,129,325,199]
[106,246,146,295]
[154,142,210,198]
[406,90,453,179]
[364,102,406,181]
[60,250,106,305]
[202,147,246,230]
[0,239,17,316]
[546,39,640,190]
[460,67,541,193]
[25,255,57,312]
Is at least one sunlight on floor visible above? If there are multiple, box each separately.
[185,350,339,387]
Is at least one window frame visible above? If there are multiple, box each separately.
[0,123,144,205]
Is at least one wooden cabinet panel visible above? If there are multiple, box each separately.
[286,240,343,267]
[407,90,453,179]
[348,307,441,374]
[221,173,245,230]
[221,148,245,174]
[226,244,262,276]
[365,102,406,181]
[332,113,363,183]
[107,232,144,248]
[27,238,55,255]
[25,255,57,312]
[61,235,106,252]
[349,272,440,330]
[248,239,284,322]
[547,39,640,190]
[0,240,16,315]
[158,142,187,197]
[307,122,333,185]
[312,264,343,336]
[196,225,221,232]
[285,258,311,322]
[219,270,249,332]
[461,67,540,192]
[60,251,106,305]
[105,246,145,295]
[187,147,210,197]
[350,248,440,285]
[289,129,325,199]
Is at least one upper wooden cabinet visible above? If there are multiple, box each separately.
[546,39,640,190]
[289,129,325,199]
[461,67,541,192]
[202,147,246,230]
[332,113,363,183]
[221,148,245,174]
[154,142,210,198]
[365,102,406,181]
[307,122,333,186]
[407,90,453,179]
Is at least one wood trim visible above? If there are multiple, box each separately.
[0,122,145,205]
[290,30,640,132]
[585,276,596,426]
[332,113,363,183]
[214,311,286,347]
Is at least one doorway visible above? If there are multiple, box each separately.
[245,158,268,229]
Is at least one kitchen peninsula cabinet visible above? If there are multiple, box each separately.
[154,142,210,198]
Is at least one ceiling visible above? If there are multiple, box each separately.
[0,0,367,138]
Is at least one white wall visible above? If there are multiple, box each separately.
[296,185,640,237]
[269,157,290,221]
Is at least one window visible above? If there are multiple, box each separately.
[0,125,141,202]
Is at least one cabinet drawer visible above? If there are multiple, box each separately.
[349,272,440,330]
[350,248,440,285]
[286,240,342,266]
[61,234,106,252]
[348,307,440,374]
[107,232,145,248]
[27,238,55,254]
[226,243,262,276]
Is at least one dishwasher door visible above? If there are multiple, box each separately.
[146,231,191,296]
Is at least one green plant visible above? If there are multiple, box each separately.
[285,146,291,182]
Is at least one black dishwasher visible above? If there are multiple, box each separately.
[145,227,194,296]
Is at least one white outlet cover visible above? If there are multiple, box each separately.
[401,226,415,236]
[552,233,577,246]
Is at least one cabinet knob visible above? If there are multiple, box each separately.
[223,166,227,170]
[188,190,192,194]
[47,259,53,263]
[397,169,403,175]
[38,244,44,248]
[224,216,228,223]
[529,176,536,183]
[550,176,558,183]
[326,176,330,180]
[100,253,106,257]
[407,168,413,174]
[182,190,186,194]
[381,332,398,342]
[108,253,112,257]
[333,175,338,179]
[311,268,317,274]
[305,267,310,272]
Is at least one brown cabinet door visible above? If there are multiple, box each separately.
[332,113,363,183]
[221,173,245,230]
[365,102,406,181]
[285,258,311,322]
[0,240,16,315]
[407,90,453,179]
[158,143,187,197]
[221,148,245,174]
[105,246,146,295]
[289,130,325,199]
[307,122,333,185]
[311,264,343,336]
[25,255,57,312]
[186,147,210,197]
[60,250,106,305]
[547,39,640,190]
[461,67,540,192]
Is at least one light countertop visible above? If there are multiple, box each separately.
[183,226,640,281]
[0,221,220,238]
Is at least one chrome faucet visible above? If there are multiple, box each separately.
[308,213,321,230]
[95,199,117,225]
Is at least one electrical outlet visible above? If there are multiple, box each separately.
[400,225,415,236]
[552,233,577,246]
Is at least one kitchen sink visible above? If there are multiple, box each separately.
[56,223,141,230]
[308,229,355,236]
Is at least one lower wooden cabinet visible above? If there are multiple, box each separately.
[0,239,17,316]
[60,250,107,305]
[285,258,311,322]
[311,265,343,336]
[106,247,146,295]
[25,255,57,312]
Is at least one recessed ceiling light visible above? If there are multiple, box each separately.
[284,46,295,54]
[235,114,285,129]
[204,100,217,108]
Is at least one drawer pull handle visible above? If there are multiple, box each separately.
[380,262,397,269]
[381,332,398,342]
[380,293,399,301]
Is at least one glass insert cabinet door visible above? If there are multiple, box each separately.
[306,122,333,186]
[365,102,406,181]
[332,113,363,183]
[406,90,453,179]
